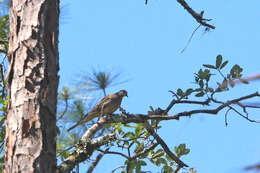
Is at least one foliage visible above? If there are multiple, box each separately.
[56,53,258,173]
[0,10,8,172]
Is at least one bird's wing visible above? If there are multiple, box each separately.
[88,94,113,113]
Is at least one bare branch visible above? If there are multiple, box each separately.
[97,149,129,160]
[244,163,260,171]
[87,148,109,173]
[164,98,210,115]
[180,24,201,54]
[107,92,260,124]
[143,122,188,167]
[58,97,69,121]
[112,165,126,173]
[224,108,231,126]
[177,0,215,29]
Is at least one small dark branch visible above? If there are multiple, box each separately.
[217,69,227,80]
[177,0,215,29]
[127,141,135,157]
[244,163,260,171]
[164,98,210,114]
[58,97,69,121]
[236,102,248,117]
[169,90,180,100]
[87,148,109,173]
[173,165,182,173]
[228,106,259,123]
[180,24,201,53]
[131,143,159,160]
[224,108,231,126]
[118,132,145,142]
[57,146,74,158]
[145,0,148,5]
[97,149,129,160]
[0,65,6,98]
[112,165,126,173]
[143,122,188,167]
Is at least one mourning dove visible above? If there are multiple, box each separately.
[68,90,128,131]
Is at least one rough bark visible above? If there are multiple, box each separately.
[4,0,59,172]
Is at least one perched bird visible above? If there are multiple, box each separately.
[68,90,128,131]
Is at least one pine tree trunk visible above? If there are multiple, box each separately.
[4,0,59,172]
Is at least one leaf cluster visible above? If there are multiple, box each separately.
[174,55,247,100]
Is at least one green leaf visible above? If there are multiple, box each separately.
[174,144,190,157]
[135,142,144,153]
[216,55,222,68]
[185,88,193,96]
[155,158,167,166]
[177,88,184,97]
[203,64,216,69]
[190,168,197,173]
[125,160,136,173]
[220,60,228,69]
[174,146,181,157]
[124,132,135,139]
[138,160,147,166]
[162,165,173,173]
[152,149,164,159]
[199,80,204,88]
[195,91,204,97]
[230,64,243,78]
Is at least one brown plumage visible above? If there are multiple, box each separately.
[68,90,128,131]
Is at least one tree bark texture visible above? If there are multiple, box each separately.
[5,0,59,172]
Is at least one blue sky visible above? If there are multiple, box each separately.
[59,0,260,172]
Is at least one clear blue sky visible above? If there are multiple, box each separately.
[59,0,260,172]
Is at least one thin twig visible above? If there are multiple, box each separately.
[87,148,109,173]
[224,108,231,126]
[180,24,201,53]
[97,149,129,160]
[58,98,69,121]
[164,98,210,115]
[112,165,125,173]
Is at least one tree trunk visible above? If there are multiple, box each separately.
[4,0,59,172]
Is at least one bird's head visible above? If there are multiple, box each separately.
[118,90,128,97]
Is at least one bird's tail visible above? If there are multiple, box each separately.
[67,112,99,132]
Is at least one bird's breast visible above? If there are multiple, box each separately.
[103,98,122,114]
